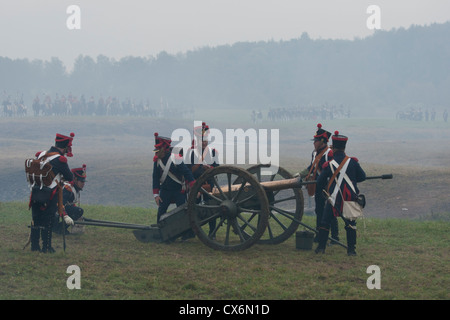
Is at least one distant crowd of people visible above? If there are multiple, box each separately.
[2,92,448,123]
[1,94,27,117]
[396,107,448,122]
[1,93,195,118]
[260,105,351,123]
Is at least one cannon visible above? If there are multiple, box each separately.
[75,164,393,251]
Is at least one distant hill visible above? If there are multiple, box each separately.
[1,22,449,115]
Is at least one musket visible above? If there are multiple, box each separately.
[306,173,393,185]
[364,174,393,180]
[322,173,393,207]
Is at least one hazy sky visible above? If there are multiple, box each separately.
[1,0,449,69]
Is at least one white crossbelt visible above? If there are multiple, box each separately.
[158,154,183,185]
[328,158,352,206]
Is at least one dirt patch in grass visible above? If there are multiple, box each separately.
[2,116,450,220]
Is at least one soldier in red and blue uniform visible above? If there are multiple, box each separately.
[300,124,340,243]
[53,164,87,234]
[152,133,195,223]
[315,131,366,256]
[29,133,75,252]
[186,122,220,238]
[187,122,220,175]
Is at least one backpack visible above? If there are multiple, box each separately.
[25,151,60,189]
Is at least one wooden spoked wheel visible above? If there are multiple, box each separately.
[244,164,304,244]
[187,165,270,251]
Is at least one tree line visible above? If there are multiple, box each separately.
[1,22,449,115]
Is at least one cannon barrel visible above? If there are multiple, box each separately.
[260,177,315,191]
[211,176,315,195]
[210,173,393,196]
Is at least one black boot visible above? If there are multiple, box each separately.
[53,221,63,234]
[329,217,339,245]
[52,213,60,233]
[345,225,357,256]
[30,225,41,252]
[314,227,329,254]
[313,233,319,243]
[314,209,323,243]
[41,226,55,253]
[208,219,217,240]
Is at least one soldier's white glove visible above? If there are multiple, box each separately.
[64,215,74,226]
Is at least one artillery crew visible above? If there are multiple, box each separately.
[152,132,195,223]
[315,131,366,256]
[19,117,389,255]
[28,133,75,253]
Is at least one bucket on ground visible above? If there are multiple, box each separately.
[295,230,315,250]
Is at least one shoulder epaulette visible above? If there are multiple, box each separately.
[328,149,334,158]
[59,156,67,163]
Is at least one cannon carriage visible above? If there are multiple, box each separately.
[75,164,391,251]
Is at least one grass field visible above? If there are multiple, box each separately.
[1,202,449,301]
[1,110,450,302]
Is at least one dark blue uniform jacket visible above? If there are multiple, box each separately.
[152,152,195,195]
[316,151,366,216]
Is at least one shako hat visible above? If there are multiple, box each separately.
[55,132,74,148]
[153,132,172,151]
[313,123,331,142]
[72,164,87,182]
[331,130,348,149]
[55,132,75,157]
